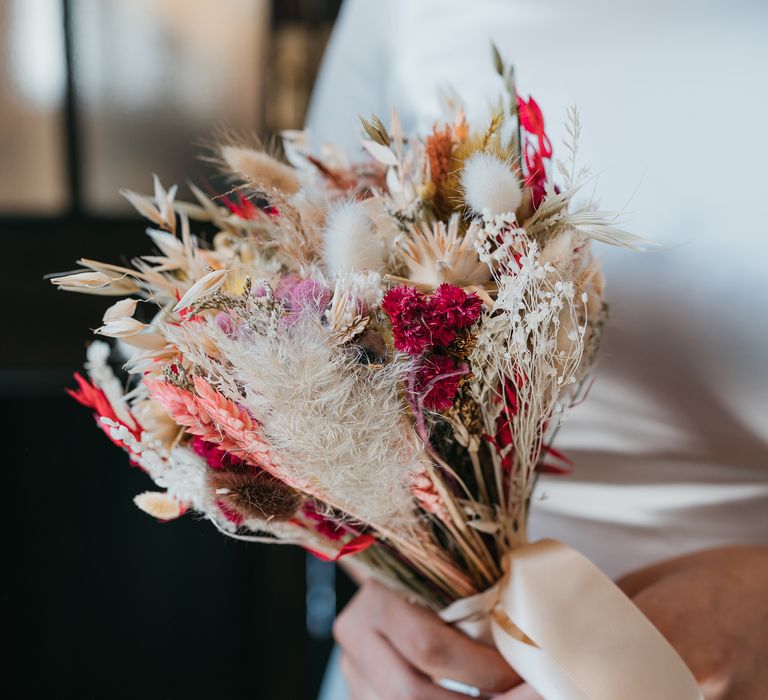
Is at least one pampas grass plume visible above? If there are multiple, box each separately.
[216,318,420,526]
[461,152,522,216]
[322,200,385,275]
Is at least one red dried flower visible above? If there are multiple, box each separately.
[431,284,483,331]
[518,95,552,158]
[383,284,483,355]
[302,502,345,541]
[414,354,467,411]
[381,286,433,355]
[67,373,143,457]
[484,372,527,471]
[221,191,259,220]
[305,533,377,562]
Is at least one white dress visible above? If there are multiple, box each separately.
[311,0,768,695]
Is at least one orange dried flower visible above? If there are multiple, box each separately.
[425,123,455,185]
[452,109,469,142]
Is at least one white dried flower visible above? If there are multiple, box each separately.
[121,175,178,232]
[134,491,184,521]
[172,268,229,312]
[215,318,420,527]
[102,298,139,323]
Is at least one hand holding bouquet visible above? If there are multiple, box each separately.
[52,51,700,700]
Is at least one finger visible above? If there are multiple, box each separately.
[340,653,381,700]
[362,580,521,693]
[500,683,543,699]
[343,625,470,700]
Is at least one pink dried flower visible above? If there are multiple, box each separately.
[276,276,331,314]
[414,354,467,411]
[292,279,331,311]
[191,436,243,470]
[215,312,237,338]
[278,277,332,329]
[411,464,449,521]
[147,377,305,490]
[274,274,301,306]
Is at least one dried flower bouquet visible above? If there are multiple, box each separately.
[52,52,643,612]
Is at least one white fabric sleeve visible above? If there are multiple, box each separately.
[305,0,393,151]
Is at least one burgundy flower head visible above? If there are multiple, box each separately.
[415,354,467,411]
[382,284,483,355]
[431,284,483,331]
[381,286,433,355]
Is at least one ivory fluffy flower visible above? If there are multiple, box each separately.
[322,200,385,275]
[461,152,522,216]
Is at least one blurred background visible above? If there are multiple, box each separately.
[1,1,353,697]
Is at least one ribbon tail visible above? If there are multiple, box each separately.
[490,610,592,699]
[492,540,704,700]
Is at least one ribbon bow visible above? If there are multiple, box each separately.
[440,540,703,700]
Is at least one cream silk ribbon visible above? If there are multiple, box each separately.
[439,539,704,700]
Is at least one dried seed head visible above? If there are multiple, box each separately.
[207,469,304,522]
[449,328,478,361]
[447,384,483,438]
[219,145,300,194]
[359,114,390,146]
